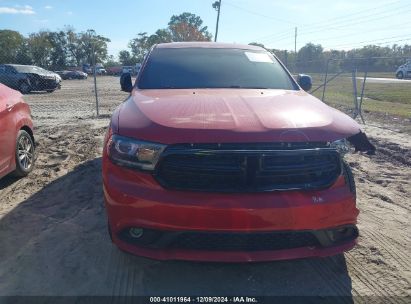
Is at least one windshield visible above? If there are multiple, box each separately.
[13,65,47,73]
[138,48,297,90]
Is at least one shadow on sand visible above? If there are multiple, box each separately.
[0,158,353,302]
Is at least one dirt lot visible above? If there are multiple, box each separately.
[0,77,410,302]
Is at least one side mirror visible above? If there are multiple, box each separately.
[120,72,133,93]
[297,74,312,92]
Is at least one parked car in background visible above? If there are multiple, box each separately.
[121,64,142,76]
[104,42,376,262]
[56,70,87,80]
[395,59,411,79]
[0,64,61,94]
[0,84,35,179]
[122,66,134,75]
[107,66,122,76]
[82,63,92,74]
[95,67,107,75]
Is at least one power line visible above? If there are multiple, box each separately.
[251,0,407,42]
[298,5,411,36]
[299,0,404,28]
[302,25,411,44]
[326,34,411,49]
[223,0,295,25]
[260,7,411,46]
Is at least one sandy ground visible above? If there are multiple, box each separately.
[0,77,409,301]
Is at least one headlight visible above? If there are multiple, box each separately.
[107,135,166,171]
[329,139,351,155]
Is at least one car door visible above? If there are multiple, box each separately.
[5,65,20,89]
[0,65,9,87]
[0,86,18,177]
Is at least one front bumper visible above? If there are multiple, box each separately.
[103,160,359,262]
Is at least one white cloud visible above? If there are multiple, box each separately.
[0,5,35,14]
[44,5,52,10]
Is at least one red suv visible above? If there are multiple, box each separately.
[0,84,35,179]
[103,43,374,262]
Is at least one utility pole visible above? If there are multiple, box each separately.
[213,0,222,42]
[88,30,99,117]
[294,27,297,55]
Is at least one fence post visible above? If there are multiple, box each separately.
[93,51,99,117]
[358,59,368,124]
[352,67,359,119]
[321,59,330,101]
[88,29,99,117]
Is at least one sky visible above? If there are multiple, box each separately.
[0,0,410,58]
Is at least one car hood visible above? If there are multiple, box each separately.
[31,71,58,78]
[115,89,361,144]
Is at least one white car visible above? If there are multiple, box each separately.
[395,60,411,79]
[122,66,134,74]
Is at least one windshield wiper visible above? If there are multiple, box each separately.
[228,85,268,89]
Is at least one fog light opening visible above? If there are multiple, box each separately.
[129,228,144,239]
[337,228,349,235]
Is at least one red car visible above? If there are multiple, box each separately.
[103,43,375,262]
[0,84,35,179]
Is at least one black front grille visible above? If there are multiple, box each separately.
[169,231,320,251]
[118,226,359,252]
[155,143,341,192]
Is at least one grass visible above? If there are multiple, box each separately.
[308,73,411,117]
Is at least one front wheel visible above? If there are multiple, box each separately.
[12,130,35,177]
[396,71,404,79]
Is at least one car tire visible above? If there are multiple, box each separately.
[12,130,35,177]
[396,71,404,79]
[46,90,54,93]
[19,81,31,94]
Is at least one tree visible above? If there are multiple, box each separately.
[26,31,53,68]
[105,55,120,68]
[65,28,110,66]
[168,12,212,41]
[47,30,70,69]
[129,29,173,63]
[119,50,137,66]
[0,30,25,64]
[129,32,150,63]
[80,30,111,65]
[128,13,212,62]
[296,43,324,72]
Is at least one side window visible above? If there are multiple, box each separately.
[5,66,16,74]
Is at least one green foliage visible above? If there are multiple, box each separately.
[118,50,137,66]
[0,30,25,64]
[126,12,212,63]
[105,55,120,68]
[168,12,212,42]
[0,27,110,69]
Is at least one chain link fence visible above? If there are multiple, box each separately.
[0,62,129,122]
[1,55,410,123]
[283,56,411,122]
